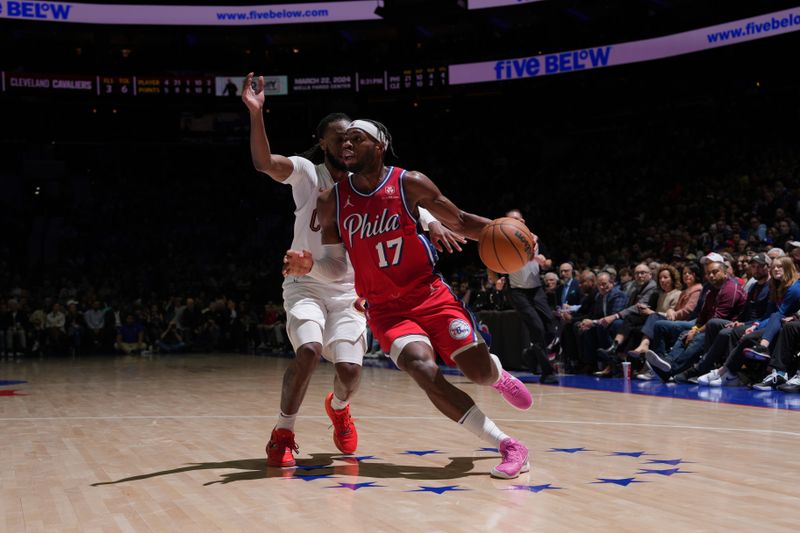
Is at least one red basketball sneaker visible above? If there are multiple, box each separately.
[324,392,358,454]
[266,427,299,467]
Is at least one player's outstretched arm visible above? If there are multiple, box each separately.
[403,171,491,241]
[242,72,294,182]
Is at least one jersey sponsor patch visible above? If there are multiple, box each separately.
[449,319,472,340]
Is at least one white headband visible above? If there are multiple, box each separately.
[347,120,389,150]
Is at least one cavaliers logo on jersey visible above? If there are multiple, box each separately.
[309,209,321,232]
[449,319,472,340]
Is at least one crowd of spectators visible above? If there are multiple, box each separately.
[0,292,288,358]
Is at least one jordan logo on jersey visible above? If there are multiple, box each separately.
[342,207,401,242]
[343,196,355,208]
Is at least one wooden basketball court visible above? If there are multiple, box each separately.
[1,353,798,532]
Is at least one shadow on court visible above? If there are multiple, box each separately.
[91,454,498,486]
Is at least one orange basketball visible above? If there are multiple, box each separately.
[478,217,536,273]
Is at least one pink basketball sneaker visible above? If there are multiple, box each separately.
[492,370,533,410]
[491,438,530,479]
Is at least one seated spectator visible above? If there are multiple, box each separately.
[6,299,29,356]
[144,304,166,348]
[558,269,597,372]
[555,263,582,317]
[767,247,785,261]
[673,254,770,383]
[178,297,202,346]
[64,300,85,356]
[629,262,703,359]
[617,265,681,361]
[774,219,798,251]
[594,263,657,376]
[257,302,286,350]
[237,301,258,352]
[45,302,67,353]
[84,301,107,351]
[543,272,559,311]
[576,272,626,374]
[156,321,187,353]
[470,274,501,312]
[646,253,746,382]
[115,313,146,354]
[699,256,800,389]
[617,267,635,299]
[28,304,46,355]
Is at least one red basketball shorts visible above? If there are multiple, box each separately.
[366,278,482,366]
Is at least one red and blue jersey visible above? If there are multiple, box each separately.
[334,166,439,306]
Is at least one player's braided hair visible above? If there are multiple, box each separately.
[361,118,398,160]
[298,112,351,163]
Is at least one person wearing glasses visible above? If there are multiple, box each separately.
[593,263,657,376]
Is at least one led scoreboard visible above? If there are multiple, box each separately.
[98,76,134,96]
[134,76,214,96]
[386,66,448,91]
[291,66,448,93]
[1,68,447,96]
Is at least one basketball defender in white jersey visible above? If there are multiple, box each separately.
[242,74,464,467]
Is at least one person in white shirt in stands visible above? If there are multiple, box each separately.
[242,73,465,467]
[490,209,558,384]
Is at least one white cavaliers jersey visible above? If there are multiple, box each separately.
[283,156,355,288]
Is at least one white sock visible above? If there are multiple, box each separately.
[330,394,349,411]
[458,404,508,447]
[276,411,297,431]
[489,353,504,384]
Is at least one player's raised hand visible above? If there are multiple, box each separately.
[282,249,314,277]
[241,72,265,113]
[428,221,467,253]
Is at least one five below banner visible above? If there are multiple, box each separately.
[0,0,379,25]
[450,7,800,85]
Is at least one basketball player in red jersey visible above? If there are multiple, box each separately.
[284,119,533,478]
[243,75,464,468]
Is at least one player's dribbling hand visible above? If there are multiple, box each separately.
[428,221,467,253]
[241,72,265,112]
[283,249,313,277]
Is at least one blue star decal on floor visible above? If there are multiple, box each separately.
[344,456,379,462]
[591,478,647,486]
[644,458,693,466]
[504,484,563,493]
[285,474,337,482]
[326,482,385,490]
[402,450,442,456]
[408,485,469,494]
[477,447,499,453]
[548,447,590,454]
[292,465,332,471]
[637,468,693,476]
[608,451,651,457]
